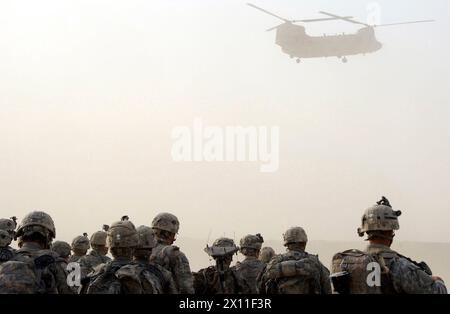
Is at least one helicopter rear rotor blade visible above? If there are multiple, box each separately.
[374,19,435,27]
[319,11,370,27]
[247,3,290,22]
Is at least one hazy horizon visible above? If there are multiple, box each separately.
[1,0,449,246]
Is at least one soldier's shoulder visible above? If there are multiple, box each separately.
[332,249,366,259]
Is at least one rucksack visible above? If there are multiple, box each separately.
[84,263,123,294]
[264,253,323,294]
[0,253,56,294]
[331,249,397,294]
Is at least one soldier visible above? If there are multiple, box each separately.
[82,216,173,294]
[68,233,90,263]
[259,247,275,264]
[257,226,331,294]
[81,216,138,294]
[0,217,17,264]
[51,241,72,266]
[78,225,111,279]
[233,234,266,293]
[0,211,73,294]
[330,196,447,294]
[150,212,194,294]
[193,237,250,294]
[132,225,177,293]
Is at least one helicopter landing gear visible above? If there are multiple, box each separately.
[296,58,301,63]
[341,56,348,63]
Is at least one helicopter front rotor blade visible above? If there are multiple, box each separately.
[374,19,435,27]
[292,16,354,23]
[247,3,290,22]
[266,24,284,32]
[319,11,369,26]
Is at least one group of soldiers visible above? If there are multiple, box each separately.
[0,197,447,294]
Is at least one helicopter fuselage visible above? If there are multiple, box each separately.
[275,23,382,59]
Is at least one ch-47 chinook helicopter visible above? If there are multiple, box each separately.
[247,3,434,63]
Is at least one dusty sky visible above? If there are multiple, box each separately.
[0,0,449,244]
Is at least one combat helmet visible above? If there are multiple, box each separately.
[239,234,264,250]
[107,216,138,248]
[136,225,156,249]
[259,247,275,263]
[151,212,179,234]
[15,211,56,240]
[51,241,71,258]
[0,217,17,235]
[204,237,239,258]
[357,196,402,237]
[72,233,90,251]
[90,225,109,246]
[283,226,308,246]
[0,217,17,246]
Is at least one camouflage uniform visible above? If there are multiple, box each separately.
[150,213,194,294]
[131,225,177,294]
[79,250,111,278]
[257,227,331,294]
[0,211,73,294]
[193,238,250,294]
[233,234,266,293]
[130,259,178,294]
[83,216,169,294]
[51,240,71,270]
[68,233,90,263]
[78,227,111,279]
[331,197,447,294]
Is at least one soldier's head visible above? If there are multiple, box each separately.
[283,226,308,252]
[71,233,90,256]
[107,216,138,260]
[15,211,56,249]
[51,240,71,261]
[0,217,17,248]
[205,237,239,270]
[239,234,264,258]
[259,246,275,264]
[357,196,401,247]
[134,225,156,262]
[90,225,109,256]
[151,212,179,245]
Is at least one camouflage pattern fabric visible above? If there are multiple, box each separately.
[0,242,73,294]
[78,250,111,279]
[233,257,266,293]
[331,244,447,294]
[121,260,177,294]
[368,244,446,294]
[0,246,15,264]
[150,242,194,294]
[257,250,331,294]
[193,265,251,294]
[83,259,131,294]
[68,254,84,263]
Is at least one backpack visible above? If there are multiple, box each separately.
[84,263,123,294]
[0,253,56,294]
[331,249,397,294]
[264,253,323,294]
